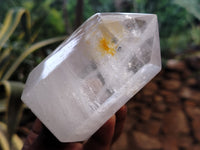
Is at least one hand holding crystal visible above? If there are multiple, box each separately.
[22,106,127,150]
[22,13,161,142]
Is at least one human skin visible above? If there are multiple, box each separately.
[22,105,127,150]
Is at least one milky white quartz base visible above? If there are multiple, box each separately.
[21,13,161,142]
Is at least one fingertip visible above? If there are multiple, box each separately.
[112,105,127,143]
[103,115,116,131]
[84,115,116,150]
[32,119,43,134]
[94,115,116,145]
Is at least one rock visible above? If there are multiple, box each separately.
[166,59,186,71]
[186,56,200,70]
[181,69,192,79]
[178,135,193,149]
[184,100,196,107]
[140,107,152,121]
[162,136,179,150]
[185,104,200,120]
[142,96,153,103]
[160,90,172,96]
[186,78,198,87]
[142,82,158,96]
[180,87,200,101]
[151,112,164,120]
[180,87,192,99]
[165,72,180,80]
[112,132,128,150]
[127,101,137,110]
[160,90,179,102]
[162,80,181,91]
[165,93,179,103]
[143,89,155,96]
[191,92,200,101]
[145,120,161,136]
[134,123,146,132]
[132,131,162,149]
[144,82,158,91]
[162,109,189,135]
[124,116,134,132]
[192,144,200,150]
[154,95,164,102]
[153,102,166,112]
[160,90,179,103]
[192,119,200,141]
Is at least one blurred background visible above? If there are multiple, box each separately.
[0,0,199,150]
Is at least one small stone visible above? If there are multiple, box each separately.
[162,80,181,91]
[111,132,128,150]
[134,123,146,131]
[162,136,179,150]
[143,89,155,96]
[145,120,161,136]
[180,87,200,101]
[162,109,189,135]
[153,101,166,112]
[154,95,164,102]
[167,59,186,71]
[192,119,200,141]
[151,112,163,120]
[185,105,200,120]
[186,78,198,86]
[192,144,200,150]
[160,90,179,103]
[145,82,158,91]
[160,90,172,96]
[180,87,192,99]
[181,69,192,79]
[132,131,162,149]
[178,135,193,149]
[186,56,200,70]
[165,93,179,103]
[124,116,134,131]
[140,107,152,121]
[142,96,153,103]
[142,82,158,96]
[166,72,180,80]
[184,100,196,107]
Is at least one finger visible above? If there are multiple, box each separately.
[31,124,66,150]
[22,119,43,150]
[112,105,127,143]
[23,118,83,150]
[63,143,82,150]
[84,115,116,150]
[23,118,65,150]
[32,119,43,134]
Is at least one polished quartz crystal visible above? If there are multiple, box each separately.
[21,13,161,142]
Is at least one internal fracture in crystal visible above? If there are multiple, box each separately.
[21,13,161,142]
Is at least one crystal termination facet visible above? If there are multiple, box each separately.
[21,13,161,142]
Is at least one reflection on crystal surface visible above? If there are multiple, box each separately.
[138,37,154,64]
[21,13,161,142]
[123,18,147,36]
[128,55,144,73]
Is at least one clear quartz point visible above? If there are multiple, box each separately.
[21,13,161,142]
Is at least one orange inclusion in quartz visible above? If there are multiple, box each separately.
[99,37,116,56]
